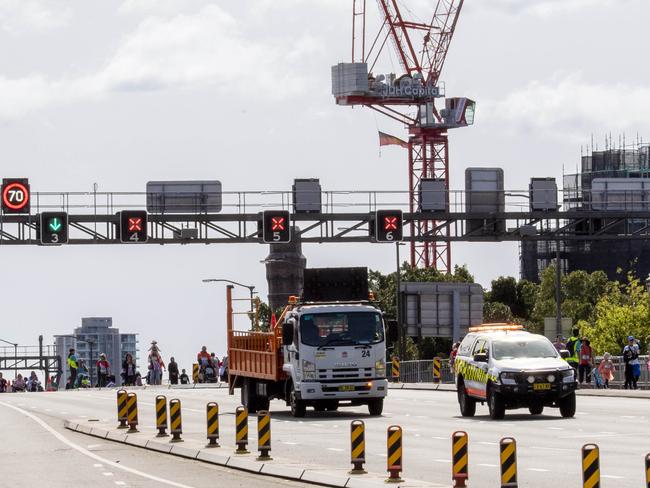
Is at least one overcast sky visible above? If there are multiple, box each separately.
[1,0,649,372]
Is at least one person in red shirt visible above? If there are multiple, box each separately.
[578,338,594,384]
[96,353,111,387]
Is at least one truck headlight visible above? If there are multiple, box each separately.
[500,372,517,385]
[375,359,385,375]
[302,360,316,380]
[561,368,575,383]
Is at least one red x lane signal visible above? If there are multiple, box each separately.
[128,217,143,232]
[383,216,398,231]
[271,216,286,231]
[119,210,148,243]
[262,210,291,243]
[375,210,403,242]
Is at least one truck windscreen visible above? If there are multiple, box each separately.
[299,312,384,347]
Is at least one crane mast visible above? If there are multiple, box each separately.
[335,0,474,270]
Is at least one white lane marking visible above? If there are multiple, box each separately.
[88,444,103,449]
[93,464,103,468]
[478,464,498,468]
[327,448,344,452]
[620,415,638,419]
[45,409,52,412]
[431,436,446,440]
[530,446,573,452]
[602,475,625,479]
[547,427,564,430]
[434,459,451,463]
[103,472,114,477]
[478,441,497,446]
[374,453,387,458]
[282,441,299,445]
[0,401,198,488]
[115,482,126,486]
[528,468,549,472]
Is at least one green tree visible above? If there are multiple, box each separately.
[483,302,514,323]
[486,276,538,321]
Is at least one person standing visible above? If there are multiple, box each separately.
[179,369,190,385]
[96,353,110,387]
[0,372,7,393]
[148,341,165,385]
[597,352,615,389]
[623,336,640,389]
[168,357,179,385]
[565,328,581,372]
[67,348,78,389]
[578,338,594,384]
[552,335,566,352]
[122,353,136,386]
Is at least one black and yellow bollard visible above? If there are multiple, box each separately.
[433,357,442,383]
[256,410,272,461]
[155,395,168,437]
[582,444,600,488]
[206,402,220,448]
[391,356,400,382]
[452,431,469,487]
[499,437,518,488]
[386,425,403,483]
[350,420,366,475]
[235,406,249,454]
[117,389,128,429]
[645,453,650,488]
[169,398,183,443]
[193,363,199,384]
[126,392,138,433]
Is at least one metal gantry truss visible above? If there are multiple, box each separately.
[1,189,650,245]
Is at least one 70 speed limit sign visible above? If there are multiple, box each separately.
[2,178,31,214]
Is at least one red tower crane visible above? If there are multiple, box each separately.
[333,0,475,271]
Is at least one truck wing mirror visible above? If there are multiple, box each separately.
[282,322,294,346]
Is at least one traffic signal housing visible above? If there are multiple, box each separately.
[119,210,148,243]
[375,210,403,242]
[262,210,291,243]
[39,212,68,245]
[2,178,30,214]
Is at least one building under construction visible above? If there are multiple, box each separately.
[521,141,650,282]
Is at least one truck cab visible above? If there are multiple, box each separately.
[282,303,388,416]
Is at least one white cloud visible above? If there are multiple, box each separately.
[488,0,616,17]
[483,74,650,139]
[0,4,321,120]
[0,0,71,34]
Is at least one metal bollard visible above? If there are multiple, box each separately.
[452,431,469,487]
[391,356,400,382]
[646,453,650,488]
[169,398,183,443]
[582,444,600,488]
[350,420,367,475]
[386,425,403,483]
[126,392,138,433]
[155,395,168,437]
[206,402,220,447]
[256,410,272,461]
[499,437,518,488]
[193,363,199,384]
[235,406,249,454]
[117,389,128,429]
[433,357,442,383]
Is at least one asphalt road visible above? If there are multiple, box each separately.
[1,386,648,487]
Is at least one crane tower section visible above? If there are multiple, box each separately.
[332,0,475,271]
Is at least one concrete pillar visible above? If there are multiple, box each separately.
[265,232,306,311]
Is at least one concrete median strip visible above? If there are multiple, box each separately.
[64,419,447,488]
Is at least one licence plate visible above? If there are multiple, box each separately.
[533,383,551,391]
[339,385,355,392]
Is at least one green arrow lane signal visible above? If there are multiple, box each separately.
[48,218,62,232]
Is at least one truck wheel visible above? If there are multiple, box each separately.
[559,392,576,418]
[458,381,476,417]
[325,401,339,412]
[241,379,259,413]
[487,386,505,420]
[368,399,384,416]
[290,385,306,418]
[313,402,326,412]
[529,404,544,415]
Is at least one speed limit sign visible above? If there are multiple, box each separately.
[2,178,31,214]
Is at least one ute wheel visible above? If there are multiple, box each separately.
[457,381,476,417]
[487,385,506,420]
[368,398,384,416]
[559,392,576,418]
[529,404,544,415]
[241,379,259,413]
[290,384,306,418]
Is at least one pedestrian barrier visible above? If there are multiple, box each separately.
[391,357,400,381]
[235,406,249,454]
[126,392,138,433]
[155,395,168,437]
[169,398,183,443]
[582,444,600,488]
[193,363,199,384]
[206,402,220,447]
[452,431,469,487]
[499,437,517,488]
[256,410,272,461]
[350,420,366,474]
[386,425,403,483]
[117,389,128,429]
[433,357,442,383]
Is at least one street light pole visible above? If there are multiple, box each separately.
[203,279,257,330]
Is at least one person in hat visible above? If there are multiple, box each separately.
[96,353,111,387]
[623,336,640,389]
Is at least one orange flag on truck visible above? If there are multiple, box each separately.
[270,313,277,329]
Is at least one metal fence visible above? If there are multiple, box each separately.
[399,356,650,388]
